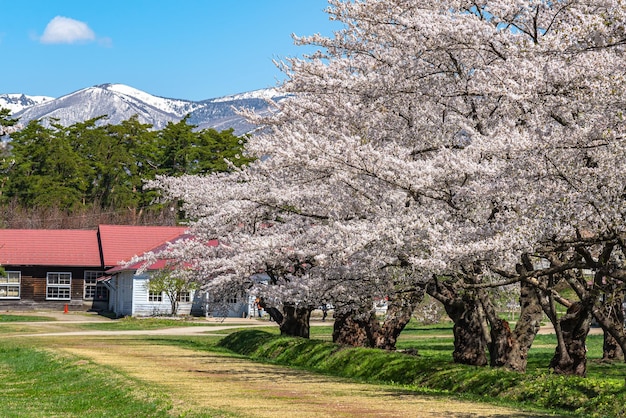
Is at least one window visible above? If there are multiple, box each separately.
[47,272,71,300]
[84,271,104,300]
[94,284,109,301]
[148,291,162,302]
[0,271,21,299]
[178,291,190,303]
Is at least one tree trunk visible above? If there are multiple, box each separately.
[264,306,284,323]
[595,287,625,362]
[561,247,626,365]
[375,287,425,350]
[427,280,488,366]
[487,279,543,372]
[572,244,626,363]
[603,331,624,362]
[592,300,626,362]
[332,307,378,347]
[511,280,543,370]
[258,299,311,338]
[279,303,312,338]
[448,295,488,366]
[333,287,425,351]
[488,317,518,368]
[549,301,592,376]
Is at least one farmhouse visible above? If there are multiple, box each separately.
[0,225,187,313]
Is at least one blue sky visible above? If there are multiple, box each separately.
[1,1,338,100]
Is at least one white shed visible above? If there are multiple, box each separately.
[104,270,198,317]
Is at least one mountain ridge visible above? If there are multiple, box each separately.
[0,84,284,135]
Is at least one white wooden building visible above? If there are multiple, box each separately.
[103,270,199,317]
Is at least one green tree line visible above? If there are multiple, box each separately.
[0,112,253,221]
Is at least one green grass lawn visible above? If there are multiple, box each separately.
[0,314,55,322]
[75,316,227,331]
[0,340,173,417]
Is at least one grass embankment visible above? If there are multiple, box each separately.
[218,328,626,418]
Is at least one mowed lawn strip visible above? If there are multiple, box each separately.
[56,336,542,418]
[0,339,173,417]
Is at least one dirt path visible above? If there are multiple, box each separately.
[55,338,546,418]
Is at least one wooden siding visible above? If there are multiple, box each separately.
[108,273,194,317]
[131,274,194,316]
[0,265,108,311]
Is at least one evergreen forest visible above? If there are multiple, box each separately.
[0,109,252,228]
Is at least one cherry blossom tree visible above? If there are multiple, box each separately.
[148,0,626,374]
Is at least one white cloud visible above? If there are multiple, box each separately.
[40,16,96,44]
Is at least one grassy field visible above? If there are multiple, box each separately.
[0,315,624,417]
[0,313,55,322]
[75,316,230,330]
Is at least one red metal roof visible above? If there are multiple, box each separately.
[107,257,172,274]
[0,229,101,267]
[98,224,188,267]
[107,236,217,273]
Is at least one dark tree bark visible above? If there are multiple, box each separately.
[264,306,284,324]
[602,330,624,362]
[478,286,520,369]
[592,290,625,362]
[259,299,312,338]
[333,306,378,347]
[531,258,590,376]
[487,316,517,368]
[549,301,592,376]
[485,257,543,372]
[280,303,312,338]
[566,244,626,365]
[592,283,625,361]
[447,294,488,366]
[508,280,543,371]
[375,287,425,350]
[428,278,488,366]
[333,287,425,350]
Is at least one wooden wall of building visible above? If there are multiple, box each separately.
[0,265,107,311]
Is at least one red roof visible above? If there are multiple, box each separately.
[107,257,173,274]
[0,229,101,267]
[98,225,188,267]
[107,236,217,273]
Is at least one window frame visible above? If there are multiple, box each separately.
[0,271,21,299]
[83,271,104,300]
[46,272,72,301]
[148,291,163,302]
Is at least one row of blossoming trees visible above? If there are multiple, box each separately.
[145,1,626,377]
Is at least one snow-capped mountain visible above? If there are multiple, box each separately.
[5,84,284,135]
[0,94,54,114]
[210,88,282,103]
